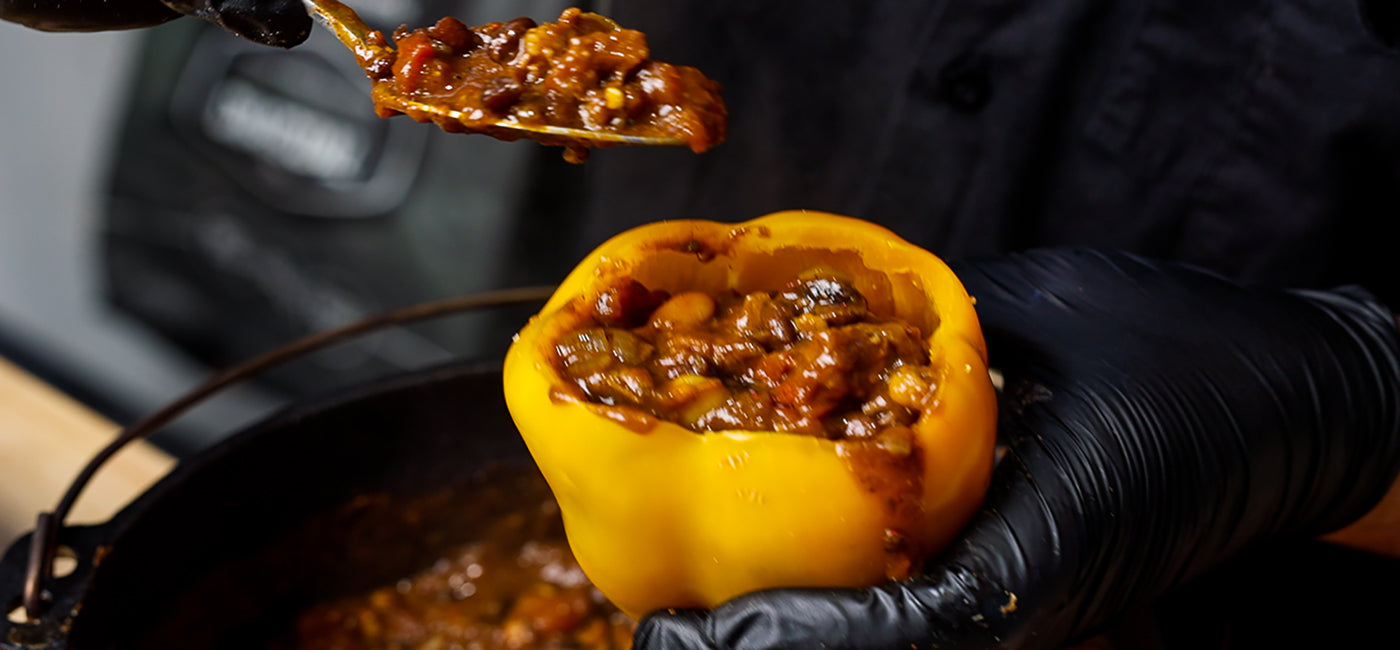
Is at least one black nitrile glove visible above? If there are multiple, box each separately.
[1,0,309,47]
[636,248,1400,650]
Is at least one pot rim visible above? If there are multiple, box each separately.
[1,287,553,647]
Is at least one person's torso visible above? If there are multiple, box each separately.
[583,0,1400,305]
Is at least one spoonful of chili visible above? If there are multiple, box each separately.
[302,0,728,162]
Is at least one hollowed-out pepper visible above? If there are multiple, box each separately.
[502,211,997,618]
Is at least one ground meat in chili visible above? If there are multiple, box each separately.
[362,7,727,162]
[287,480,634,650]
[553,269,942,442]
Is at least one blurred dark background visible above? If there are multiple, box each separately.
[0,0,587,457]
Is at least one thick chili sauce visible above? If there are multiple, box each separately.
[359,7,727,162]
[552,269,944,578]
[287,476,634,650]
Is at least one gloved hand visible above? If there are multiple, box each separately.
[1,0,310,47]
[635,248,1400,650]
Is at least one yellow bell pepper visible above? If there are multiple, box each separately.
[502,211,997,618]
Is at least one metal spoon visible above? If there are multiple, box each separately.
[300,0,687,149]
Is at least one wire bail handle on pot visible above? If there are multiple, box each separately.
[14,287,555,625]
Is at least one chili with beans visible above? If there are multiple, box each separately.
[553,269,942,443]
[288,478,634,650]
[360,7,727,162]
[274,470,1122,650]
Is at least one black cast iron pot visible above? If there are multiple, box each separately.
[0,289,558,650]
[3,294,1399,650]
[0,359,541,650]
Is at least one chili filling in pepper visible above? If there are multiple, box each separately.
[553,269,941,444]
[552,269,942,578]
[361,7,727,162]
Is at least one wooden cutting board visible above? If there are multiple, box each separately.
[0,356,176,550]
